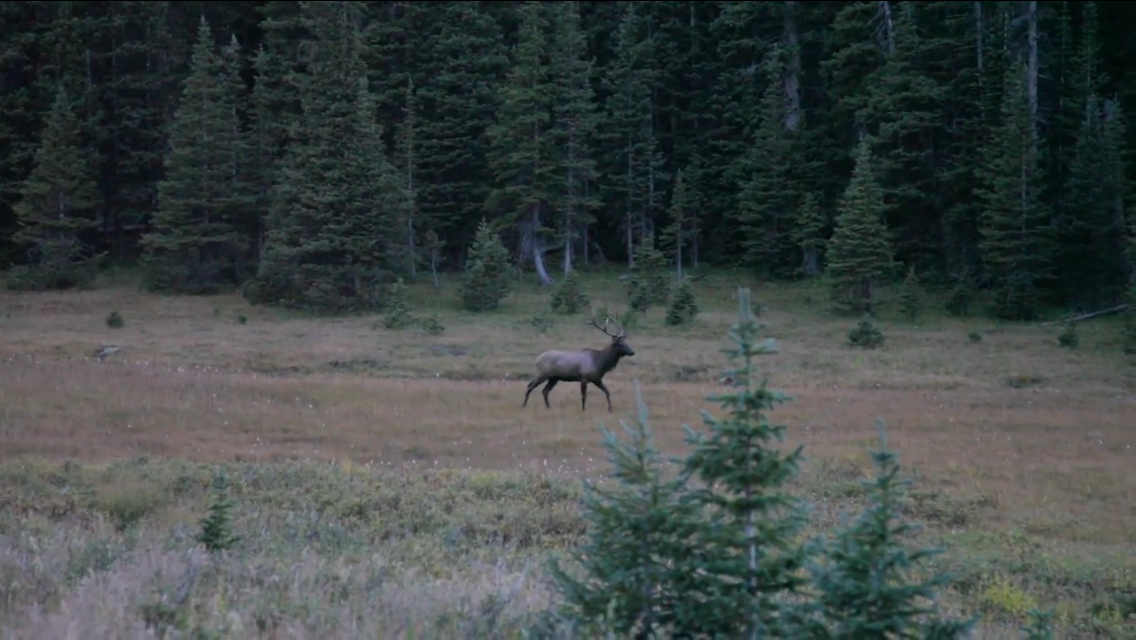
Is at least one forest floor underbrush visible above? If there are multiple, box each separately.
[0,268,1132,637]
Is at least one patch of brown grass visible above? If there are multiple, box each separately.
[0,270,1133,635]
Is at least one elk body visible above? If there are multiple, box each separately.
[523,316,635,412]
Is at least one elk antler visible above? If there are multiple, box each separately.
[588,311,625,338]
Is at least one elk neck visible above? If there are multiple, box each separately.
[596,341,624,374]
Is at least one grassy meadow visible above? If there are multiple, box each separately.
[0,267,1133,638]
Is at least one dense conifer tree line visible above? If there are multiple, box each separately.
[1,1,1134,318]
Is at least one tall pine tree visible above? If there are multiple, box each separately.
[485,1,556,287]
[250,1,410,311]
[826,138,894,315]
[977,61,1053,320]
[10,84,99,290]
[141,18,248,295]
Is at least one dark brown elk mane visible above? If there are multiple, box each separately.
[522,314,636,413]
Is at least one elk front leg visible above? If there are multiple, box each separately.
[580,381,588,410]
[593,379,614,412]
[523,376,547,408]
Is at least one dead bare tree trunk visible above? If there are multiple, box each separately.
[783,1,802,132]
[1027,0,1039,119]
[879,1,896,55]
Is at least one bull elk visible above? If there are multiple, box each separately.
[522,314,636,412]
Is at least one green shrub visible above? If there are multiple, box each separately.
[1057,322,1078,349]
[106,310,124,328]
[549,269,589,314]
[897,266,923,321]
[847,314,884,349]
[664,279,699,326]
[383,278,414,329]
[197,472,240,553]
[459,218,512,312]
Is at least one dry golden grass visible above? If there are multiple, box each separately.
[0,268,1133,635]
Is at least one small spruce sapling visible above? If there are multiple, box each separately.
[664,279,699,326]
[382,277,414,329]
[810,419,976,638]
[848,314,885,349]
[546,381,697,637]
[675,286,814,638]
[1057,321,1078,349]
[197,471,241,553]
[897,266,923,322]
[550,269,590,314]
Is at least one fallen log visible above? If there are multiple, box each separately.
[1040,304,1128,327]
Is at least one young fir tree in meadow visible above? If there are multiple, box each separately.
[10,84,99,291]
[459,218,512,312]
[793,193,826,278]
[897,266,923,322]
[976,61,1052,321]
[674,286,815,637]
[142,19,250,294]
[549,268,589,315]
[810,420,976,638]
[545,381,701,637]
[826,138,894,315]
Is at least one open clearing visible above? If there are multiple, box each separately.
[0,269,1133,637]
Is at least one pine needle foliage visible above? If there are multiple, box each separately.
[809,420,977,638]
[674,286,814,637]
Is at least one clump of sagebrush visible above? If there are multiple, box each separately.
[106,310,125,328]
[460,218,512,312]
[664,278,699,326]
[382,277,414,329]
[197,471,240,553]
[549,269,589,314]
[1057,321,1078,349]
[848,314,884,349]
[627,238,669,312]
[897,266,923,321]
[808,419,977,637]
[547,287,818,637]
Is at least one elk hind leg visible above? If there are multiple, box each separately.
[593,379,614,412]
[541,379,560,409]
[580,381,588,411]
[523,376,547,408]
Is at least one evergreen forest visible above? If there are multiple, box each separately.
[2,0,1135,320]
